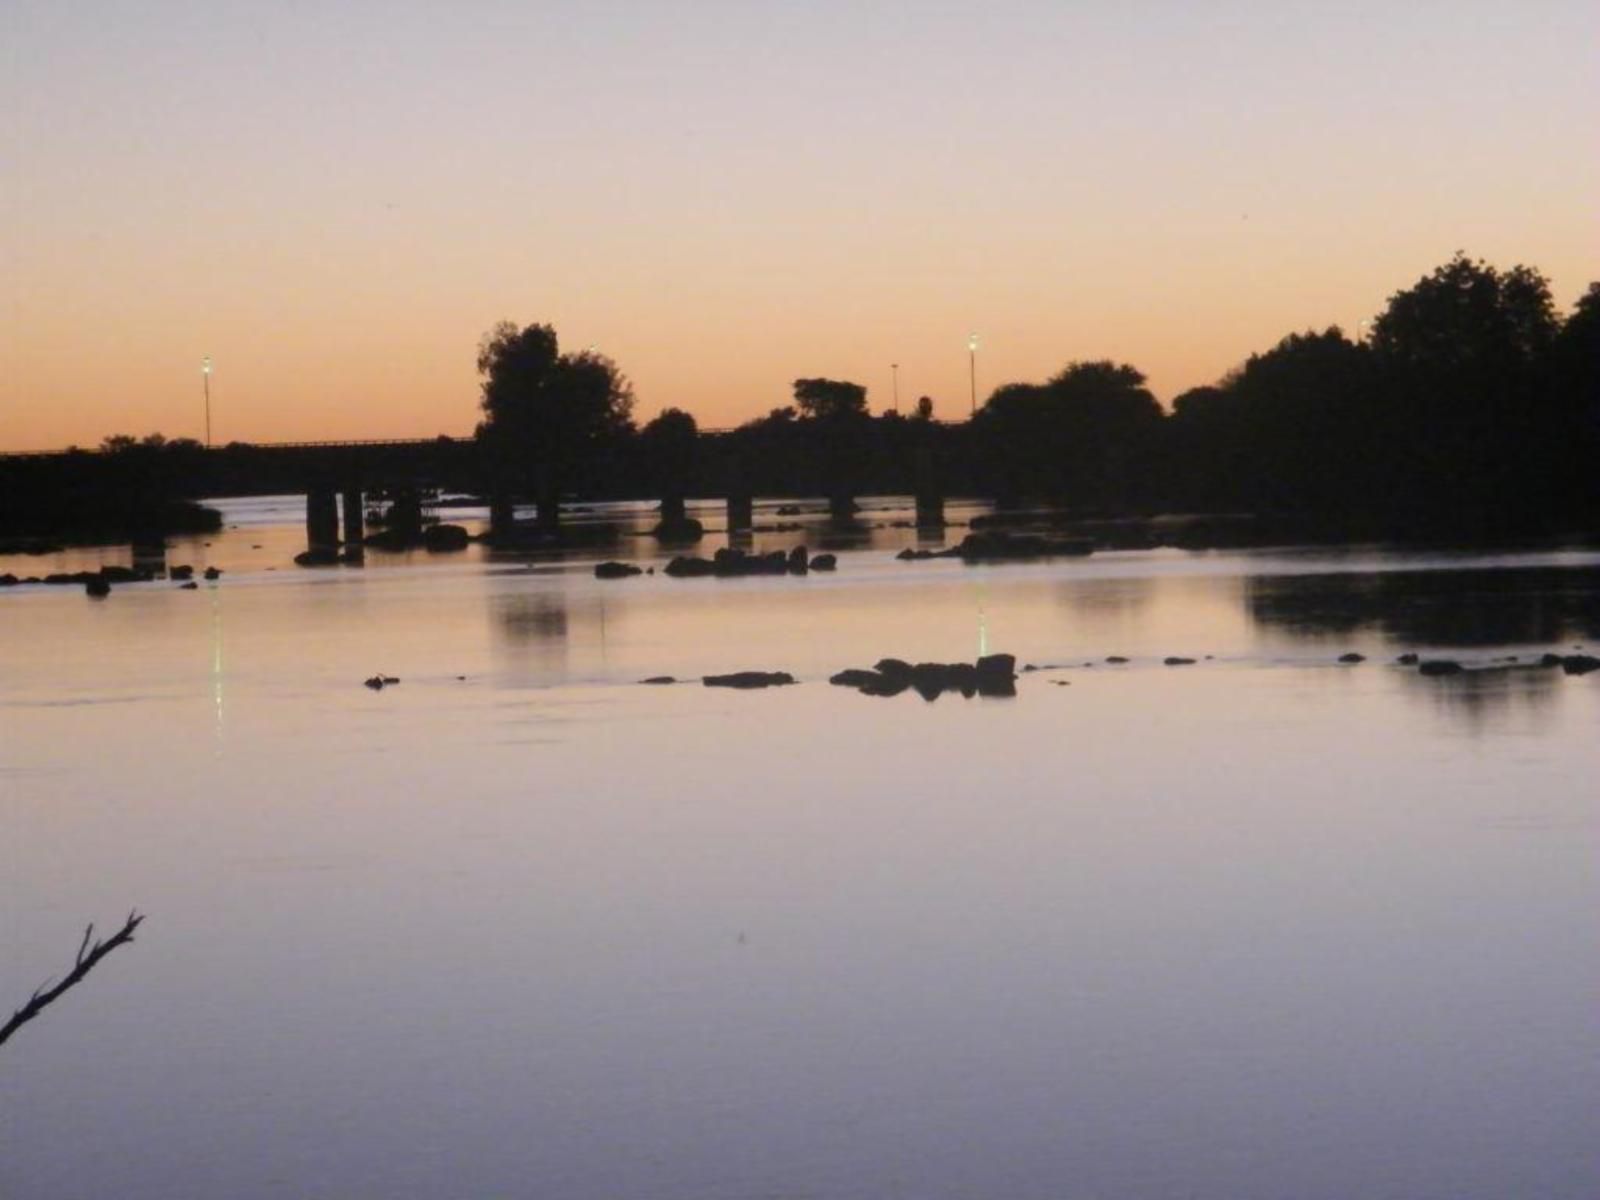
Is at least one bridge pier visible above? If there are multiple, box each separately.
[306,488,339,551]
[726,493,753,532]
[389,488,423,542]
[489,494,516,540]
[913,449,945,528]
[828,490,859,527]
[536,487,561,533]
[341,489,363,543]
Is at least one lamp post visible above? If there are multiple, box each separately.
[891,363,900,414]
[202,357,212,448]
[968,332,979,416]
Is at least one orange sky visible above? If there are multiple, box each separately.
[3,1,1595,450]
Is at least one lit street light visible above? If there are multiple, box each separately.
[202,356,212,448]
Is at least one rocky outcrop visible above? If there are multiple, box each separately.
[703,671,797,689]
[423,523,471,552]
[650,516,705,543]
[830,654,1017,700]
[665,547,823,578]
[1541,652,1599,676]
[810,553,837,571]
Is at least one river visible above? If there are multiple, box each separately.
[3,497,1597,1199]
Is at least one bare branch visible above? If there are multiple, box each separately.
[1,912,144,1050]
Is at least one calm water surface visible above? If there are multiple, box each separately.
[3,499,1597,1199]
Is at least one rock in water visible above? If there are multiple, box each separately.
[702,671,797,689]
[423,524,471,551]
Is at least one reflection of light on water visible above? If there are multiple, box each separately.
[210,588,225,752]
[977,580,989,658]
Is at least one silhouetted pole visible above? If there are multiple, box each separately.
[968,333,978,416]
[202,357,212,448]
[891,363,900,414]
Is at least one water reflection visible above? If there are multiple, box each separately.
[1245,565,1600,648]
[494,591,569,642]
[1395,660,1566,732]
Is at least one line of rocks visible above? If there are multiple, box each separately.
[1,564,221,594]
[896,531,1095,563]
[830,654,1019,700]
[596,546,837,579]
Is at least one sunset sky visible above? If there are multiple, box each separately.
[3,0,1595,450]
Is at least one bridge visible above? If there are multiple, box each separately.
[0,427,958,553]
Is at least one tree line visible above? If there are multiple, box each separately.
[474,254,1596,538]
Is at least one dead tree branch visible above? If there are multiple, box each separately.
[1,911,144,1050]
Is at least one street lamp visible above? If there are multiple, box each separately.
[891,363,900,414]
[968,333,979,416]
[202,356,213,448]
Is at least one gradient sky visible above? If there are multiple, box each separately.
[3,0,1595,449]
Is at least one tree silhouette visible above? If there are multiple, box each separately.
[973,361,1161,506]
[475,322,634,511]
[638,407,700,497]
[792,378,868,422]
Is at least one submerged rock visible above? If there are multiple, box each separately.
[828,669,882,688]
[1163,656,1197,666]
[203,567,222,580]
[1558,654,1599,676]
[1417,660,1464,676]
[595,561,643,579]
[810,553,838,571]
[639,675,677,685]
[423,523,471,551]
[1395,653,1420,665]
[894,532,1095,564]
[650,516,705,543]
[363,674,402,690]
[1338,652,1366,664]
[702,671,796,689]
